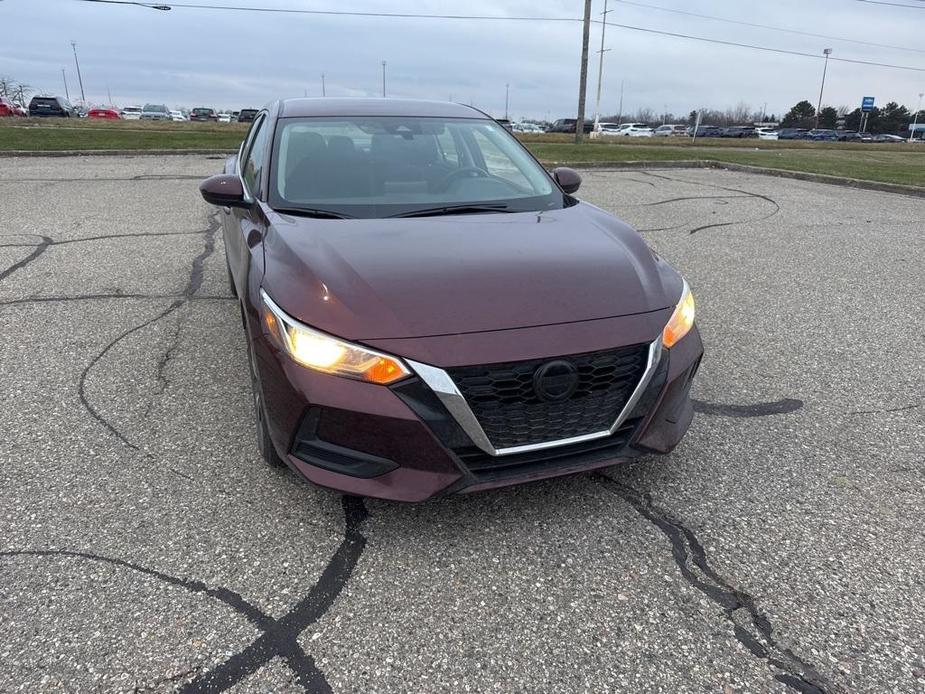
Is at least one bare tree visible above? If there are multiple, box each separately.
[633,107,655,124]
[0,76,36,106]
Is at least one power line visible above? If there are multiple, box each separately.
[73,0,925,73]
[854,0,925,7]
[75,0,583,21]
[613,0,925,54]
[607,21,925,72]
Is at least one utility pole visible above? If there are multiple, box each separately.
[381,61,387,98]
[321,73,326,97]
[71,41,86,104]
[107,85,112,107]
[575,0,592,143]
[505,83,510,120]
[815,48,832,129]
[617,80,624,124]
[911,92,924,143]
[61,68,70,101]
[592,0,611,134]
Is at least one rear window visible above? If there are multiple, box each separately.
[31,98,60,106]
[193,108,212,114]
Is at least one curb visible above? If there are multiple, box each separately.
[547,159,925,198]
[0,149,236,158]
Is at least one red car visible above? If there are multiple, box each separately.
[0,97,26,116]
[87,108,122,120]
[199,98,703,501]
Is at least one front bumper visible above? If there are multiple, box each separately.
[252,317,703,502]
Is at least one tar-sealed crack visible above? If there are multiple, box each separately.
[76,210,220,453]
[0,234,52,282]
[1,495,368,693]
[594,474,837,694]
[640,170,781,234]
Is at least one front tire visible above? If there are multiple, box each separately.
[246,330,286,469]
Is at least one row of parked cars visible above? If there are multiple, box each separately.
[0,96,258,123]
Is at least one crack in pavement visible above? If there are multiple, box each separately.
[693,398,804,417]
[640,170,781,234]
[0,174,208,183]
[846,403,919,416]
[594,474,837,694]
[76,211,220,453]
[0,235,52,283]
[0,495,368,694]
[0,293,234,307]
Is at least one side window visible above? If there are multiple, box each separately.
[241,115,269,198]
[471,129,530,189]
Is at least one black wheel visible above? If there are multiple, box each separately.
[246,334,286,468]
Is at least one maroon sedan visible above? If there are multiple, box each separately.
[87,108,121,120]
[199,98,702,501]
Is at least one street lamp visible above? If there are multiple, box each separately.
[71,41,86,104]
[909,92,924,143]
[381,61,387,98]
[592,0,611,135]
[815,48,832,129]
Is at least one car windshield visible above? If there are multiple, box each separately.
[143,104,167,112]
[270,116,563,219]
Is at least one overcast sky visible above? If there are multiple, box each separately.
[2,0,923,119]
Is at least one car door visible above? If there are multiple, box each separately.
[225,113,270,300]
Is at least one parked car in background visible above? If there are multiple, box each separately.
[121,106,143,120]
[0,97,26,116]
[190,107,218,122]
[873,134,905,143]
[217,112,233,123]
[237,109,259,123]
[548,118,593,133]
[756,127,779,140]
[169,109,186,121]
[28,96,78,117]
[141,104,171,121]
[604,123,653,137]
[804,129,838,142]
[690,125,724,138]
[776,128,809,140]
[720,126,756,138]
[494,118,514,132]
[654,124,688,137]
[87,107,121,120]
[513,122,543,134]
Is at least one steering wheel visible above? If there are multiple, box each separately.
[434,166,489,192]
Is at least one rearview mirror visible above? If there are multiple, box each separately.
[551,167,581,194]
[199,174,249,208]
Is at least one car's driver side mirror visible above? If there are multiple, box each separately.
[199,174,250,208]
[551,167,581,194]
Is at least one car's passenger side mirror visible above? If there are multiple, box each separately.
[199,174,250,208]
[551,167,581,194]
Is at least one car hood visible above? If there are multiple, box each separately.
[260,202,681,341]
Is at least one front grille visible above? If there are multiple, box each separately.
[446,343,648,450]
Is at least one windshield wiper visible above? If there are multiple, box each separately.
[274,207,353,220]
[388,203,512,219]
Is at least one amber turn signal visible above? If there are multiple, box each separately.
[662,282,695,348]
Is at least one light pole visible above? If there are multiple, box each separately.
[381,61,386,98]
[909,92,923,143]
[815,48,832,129]
[61,68,70,101]
[504,83,510,120]
[592,0,611,134]
[617,80,624,124]
[321,73,326,97]
[71,41,86,104]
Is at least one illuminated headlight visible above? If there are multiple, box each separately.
[259,289,410,385]
[662,280,696,348]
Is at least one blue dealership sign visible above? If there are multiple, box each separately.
[861,96,875,112]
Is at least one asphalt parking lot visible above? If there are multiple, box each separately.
[1,155,923,694]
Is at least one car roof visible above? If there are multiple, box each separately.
[278,97,487,119]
